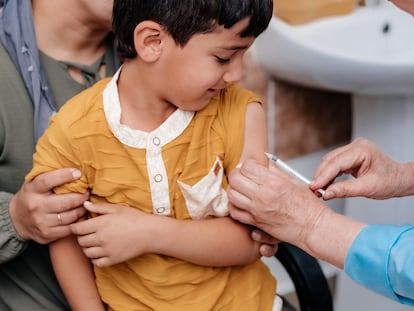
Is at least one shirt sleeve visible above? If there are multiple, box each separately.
[25,114,88,195]
[0,191,28,263]
[345,224,414,306]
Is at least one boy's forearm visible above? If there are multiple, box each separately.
[50,236,105,311]
[151,216,261,266]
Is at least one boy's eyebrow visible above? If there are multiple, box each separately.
[219,44,250,51]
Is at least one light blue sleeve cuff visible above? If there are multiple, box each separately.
[388,226,414,305]
[345,224,414,305]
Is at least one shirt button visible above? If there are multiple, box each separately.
[156,207,166,214]
[154,174,163,183]
[152,137,161,146]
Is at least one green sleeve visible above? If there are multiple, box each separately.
[0,191,28,263]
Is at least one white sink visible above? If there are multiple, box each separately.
[253,2,414,95]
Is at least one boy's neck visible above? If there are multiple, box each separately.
[117,64,178,132]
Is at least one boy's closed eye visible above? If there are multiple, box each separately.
[215,56,231,64]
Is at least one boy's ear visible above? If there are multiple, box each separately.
[133,21,164,62]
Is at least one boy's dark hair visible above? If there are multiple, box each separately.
[113,0,273,59]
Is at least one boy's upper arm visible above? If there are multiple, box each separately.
[239,102,268,166]
[25,116,87,194]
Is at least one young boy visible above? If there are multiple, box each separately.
[26,1,279,310]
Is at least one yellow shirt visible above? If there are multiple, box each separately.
[27,71,276,311]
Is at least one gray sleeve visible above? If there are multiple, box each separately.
[0,191,28,263]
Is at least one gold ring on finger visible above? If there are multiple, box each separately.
[57,213,63,226]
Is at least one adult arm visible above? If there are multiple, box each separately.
[0,191,26,262]
[0,169,88,263]
[311,138,414,200]
[228,158,414,305]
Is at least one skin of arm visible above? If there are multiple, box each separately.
[50,236,105,311]
[72,102,271,268]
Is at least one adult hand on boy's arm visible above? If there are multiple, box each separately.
[9,168,88,243]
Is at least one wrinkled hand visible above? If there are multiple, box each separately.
[311,137,413,200]
[71,201,154,267]
[228,159,327,246]
[9,168,88,243]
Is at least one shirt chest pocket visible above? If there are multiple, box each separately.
[177,157,228,220]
